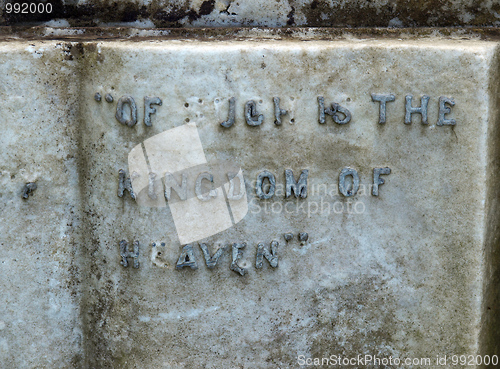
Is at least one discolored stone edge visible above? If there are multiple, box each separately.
[3,26,500,42]
[480,43,500,359]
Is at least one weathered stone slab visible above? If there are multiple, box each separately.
[1,36,500,368]
[0,42,82,367]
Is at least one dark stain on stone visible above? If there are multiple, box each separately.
[287,6,295,26]
[2,0,500,27]
[121,3,139,22]
[85,43,97,53]
[308,278,398,360]
[66,42,85,60]
[152,5,190,27]
[152,0,215,26]
[300,0,492,28]
[199,0,216,17]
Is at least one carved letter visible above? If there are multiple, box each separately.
[256,171,276,200]
[371,93,395,124]
[195,172,217,201]
[230,243,247,276]
[317,96,351,125]
[221,97,236,128]
[115,95,138,127]
[148,172,157,199]
[176,244,198,270]
[437,96,456,126]
[405,95,430,125]
[119,240,139,268]
[273,97,287,125]
[227,171,245,200]
[372,167,391,196]
[118,169,136,200]
[339,167,360,197]
[245,100,264,126]
[144,96,162,127]
[285,169,308,199]
[164,172,187,201]
[256,241,279,268]
[199,243,225,269]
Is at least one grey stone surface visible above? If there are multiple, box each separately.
[0,42,82,367]
[1,33,500,368]
[1,0,500,28]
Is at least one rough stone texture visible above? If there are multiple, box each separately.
[0,42,82,367]
[1,0,500,28]
[1,34,500,368]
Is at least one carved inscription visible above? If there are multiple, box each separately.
[217,95,455,127]
[172,239,287,275]
[371,93,455,125]
[94,92,456,127]
[120,232,310,275]
[118,167,392,201]
[95,92,162,127]
[105,89,458,276]
[200,243,226,269]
